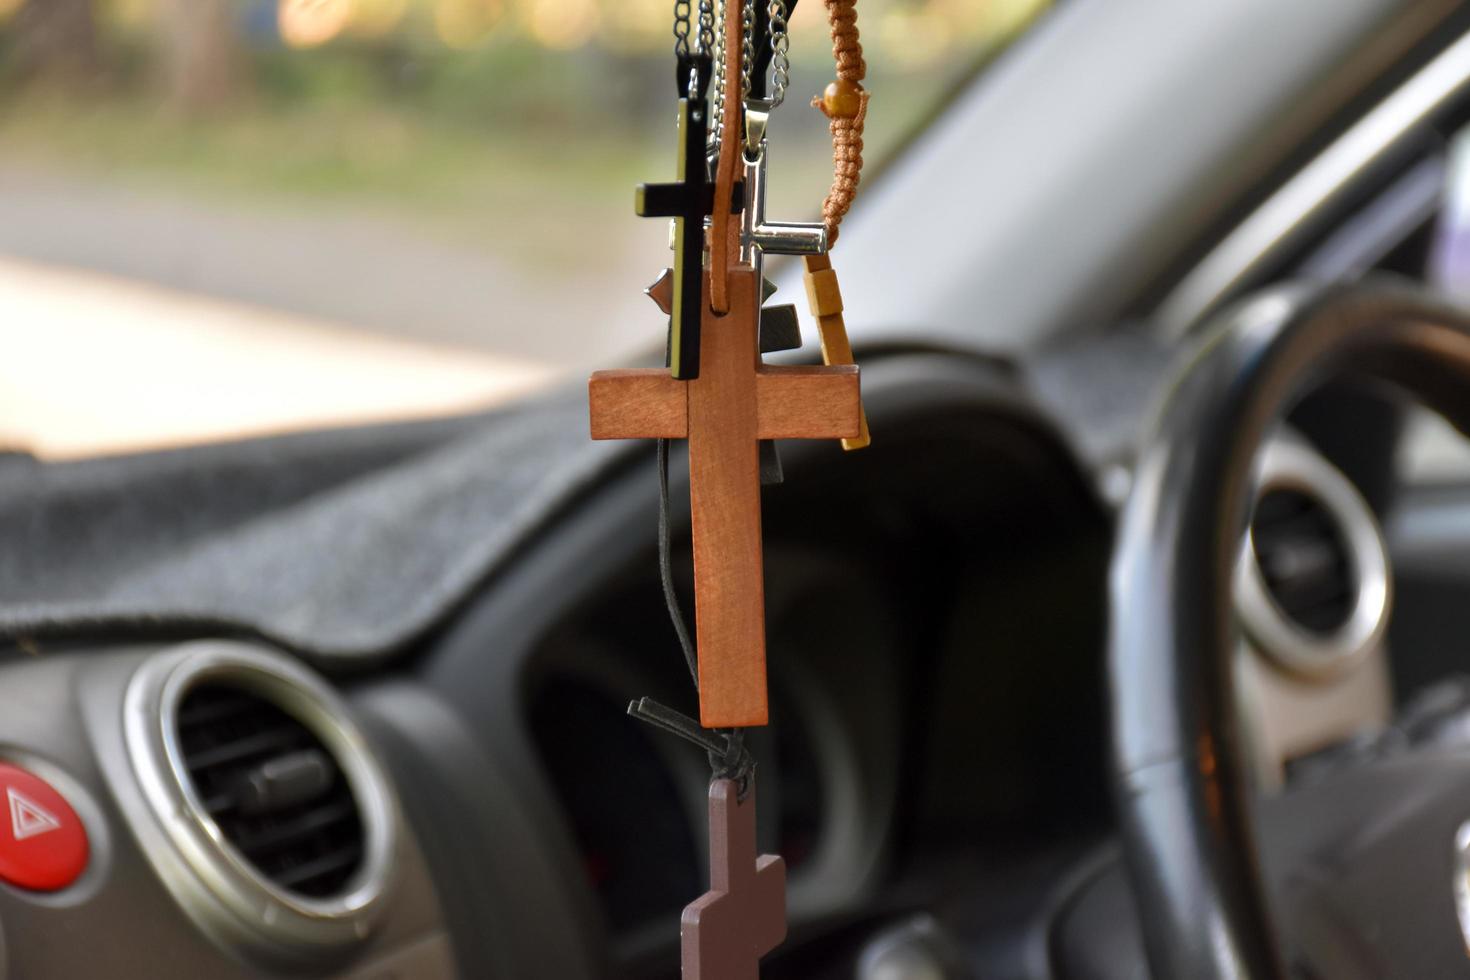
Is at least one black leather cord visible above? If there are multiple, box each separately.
[628,697,754,794]
[629,439,754,796]
[657,437,699,688]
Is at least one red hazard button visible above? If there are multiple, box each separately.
[0,764,88,891]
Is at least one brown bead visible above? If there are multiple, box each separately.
[822,79,863,118]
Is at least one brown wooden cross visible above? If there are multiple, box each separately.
[681,778,786,980]
[589,264,861,727]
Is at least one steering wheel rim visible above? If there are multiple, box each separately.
[1109,279,1470,979]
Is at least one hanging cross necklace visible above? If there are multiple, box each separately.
[592,0,857,728]
[589,0,873,975]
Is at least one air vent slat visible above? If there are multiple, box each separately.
[231,800,357,857]
[1262,574,1352,610]
[1252,488,1356,635]
[175,693,261,729]
[183,729,314,774]
[270,844,364,892]
[176,682,365,899]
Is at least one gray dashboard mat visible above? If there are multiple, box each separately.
[0,387,631,664]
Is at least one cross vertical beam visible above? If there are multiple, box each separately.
[688,266,765,724]
[588,267,861,727]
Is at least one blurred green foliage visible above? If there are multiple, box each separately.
[0,0,1049,262]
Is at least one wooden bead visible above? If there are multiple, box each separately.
[822,79,864,118]
[803,267,843,318]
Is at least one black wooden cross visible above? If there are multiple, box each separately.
[636,56,717,381]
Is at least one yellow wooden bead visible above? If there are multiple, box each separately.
[822,79,864,118]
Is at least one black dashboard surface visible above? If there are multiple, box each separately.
[0,387,610,661]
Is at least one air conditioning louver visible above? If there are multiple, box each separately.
[1235,441,1391,681]
[176,683,365,898]
[1250,488,1356,635]
[124,643,397,963]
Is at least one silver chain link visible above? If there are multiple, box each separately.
[709,0,760,154]
[740,0,754,101]
[697,0,715,56]
[767,0,790,108]
[711,0,727,147]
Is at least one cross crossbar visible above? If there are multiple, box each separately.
[588,365,859,440]
[587,266,861,726]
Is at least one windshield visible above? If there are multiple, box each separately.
[0,0,1050,458]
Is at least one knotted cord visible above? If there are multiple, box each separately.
[629,696,754,792]
[811,0,867,244]
[800,0,871,449]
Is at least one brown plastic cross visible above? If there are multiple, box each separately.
[681,779,786,980]
[588,265,861,727]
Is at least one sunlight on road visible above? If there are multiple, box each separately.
[0,258,560,459]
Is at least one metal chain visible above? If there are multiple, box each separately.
[697,0,715,56]
[767,0,790,108]
[710,0,758,151]
[673,0,692,59]
[711,0,727,146]
[740,0,755,100]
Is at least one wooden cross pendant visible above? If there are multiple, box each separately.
[635,59,715,380]
[682,779,786,980]
[589,265,861,726]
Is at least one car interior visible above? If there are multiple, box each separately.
[9,1,1470,978]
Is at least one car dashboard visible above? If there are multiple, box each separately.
[0,347,1119,978]
[0,335,1438,978]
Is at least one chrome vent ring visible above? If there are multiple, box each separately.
[124,642,397,964]
[1235,440,1392,680]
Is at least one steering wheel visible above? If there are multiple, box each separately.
[1110,281,1470,978]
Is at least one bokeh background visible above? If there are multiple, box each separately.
[0,0,1048,456]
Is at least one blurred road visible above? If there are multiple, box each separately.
[0,256,561,458]
[0,164,663,366]
[0,164,669,457]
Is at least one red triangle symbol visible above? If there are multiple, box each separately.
[9,787,61,841]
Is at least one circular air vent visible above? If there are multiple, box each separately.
[1251,487,1355,635]
[176,682,366,898]
[124,643,397,964]
[1235,441,1391,680]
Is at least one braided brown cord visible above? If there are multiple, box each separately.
[825,0,865,78]
[800,0,870,450]
[812,0,867,244]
